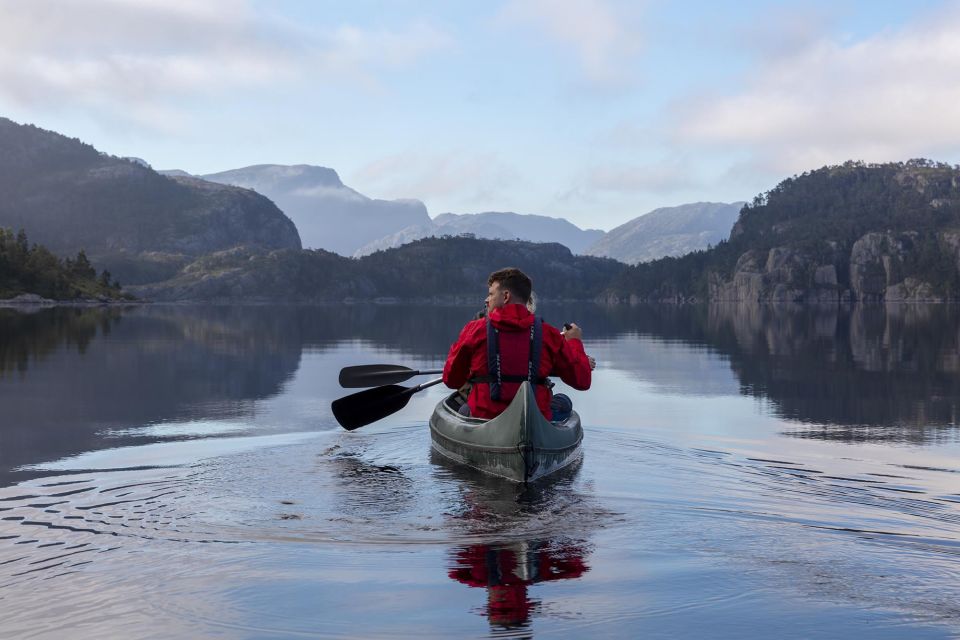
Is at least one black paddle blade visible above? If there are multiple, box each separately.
[332,384,416,431]
[339,364,418,388]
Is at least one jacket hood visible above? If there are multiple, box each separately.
[489,303,534,331]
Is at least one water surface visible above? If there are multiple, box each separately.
[1,303,959,638]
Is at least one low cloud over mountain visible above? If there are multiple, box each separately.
[197,164,430,255]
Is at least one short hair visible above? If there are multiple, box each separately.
[488,267,532,303]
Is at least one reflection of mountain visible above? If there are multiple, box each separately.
[0,306,303,484]
[4,302,957,485]
[702,304,960,441]
[541,303,960,442]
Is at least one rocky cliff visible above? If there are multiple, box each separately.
[708,230,960,303]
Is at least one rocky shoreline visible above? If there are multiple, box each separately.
[0,293,138,307]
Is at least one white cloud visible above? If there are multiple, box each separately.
[0,1,452,129]
[352,152,520,209]
[497,0,642,88]
[673,2,960,174]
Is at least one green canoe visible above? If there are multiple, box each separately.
[429,381,583,483]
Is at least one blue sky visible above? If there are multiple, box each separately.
[0,0,957,230]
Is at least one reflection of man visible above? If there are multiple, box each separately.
[449,541,589,628]
[443,268,593,420]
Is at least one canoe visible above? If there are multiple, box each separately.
[429,381,583,483]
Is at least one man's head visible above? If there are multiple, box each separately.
[486,267,532,312]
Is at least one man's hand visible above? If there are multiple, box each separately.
[587,356,596,370]
[561,322,583,341]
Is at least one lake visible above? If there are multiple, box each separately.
[1,303,959,638]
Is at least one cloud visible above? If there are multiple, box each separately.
[497,0,643,88]
[352,151,521,208]
[310,22,455,90]
[0,0,452,129]
[673,2,960,174]
[733,5,839,60]
[586,160,698,194]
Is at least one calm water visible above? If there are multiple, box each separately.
[1,303,959,638]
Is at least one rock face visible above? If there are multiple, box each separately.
[353,211,604,257]
[0,118,301,285]
[586,202,745,264]
[709,231,951,303]
[199,164,430,256]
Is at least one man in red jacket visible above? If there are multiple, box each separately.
[442,267,593,420]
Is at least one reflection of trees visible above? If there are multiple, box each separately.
[0,306,304,485]
[0,307,123,376]
[702,303,960,442]
[5,301,958,481]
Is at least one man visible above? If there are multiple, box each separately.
[443,267,592,420]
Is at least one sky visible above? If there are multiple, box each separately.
[1,0,958,231]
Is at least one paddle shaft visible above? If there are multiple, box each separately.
[339,364,443,388]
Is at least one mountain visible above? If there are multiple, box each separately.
[353,211,604,256]
[128,236,626,302]
[605,160,960,303]
[585,202,745,264]
[0,118,301,285]
[197,165,430,255]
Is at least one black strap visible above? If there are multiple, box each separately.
[477,316,548,401]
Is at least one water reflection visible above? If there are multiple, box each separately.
[432,453,596,635]
[0,306,303,485]
[0,306,122,375]
[2,302,959,490]
[702,304,960,442]
[449,539,589,631]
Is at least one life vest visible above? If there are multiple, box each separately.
[471,315,550,401]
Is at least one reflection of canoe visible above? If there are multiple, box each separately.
[429,382,583,483]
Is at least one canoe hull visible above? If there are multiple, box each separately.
[429,382,583,483]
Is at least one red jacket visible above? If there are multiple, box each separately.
[442,304,591,419]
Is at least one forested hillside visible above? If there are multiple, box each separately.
[607,160,960,302]
[0,228,127,301]
[0,118,301,285]
[129,236,626,302]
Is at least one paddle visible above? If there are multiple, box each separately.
[332,377,445,431]
[338,364,443,388]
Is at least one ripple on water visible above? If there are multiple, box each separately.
[1,424,960,637]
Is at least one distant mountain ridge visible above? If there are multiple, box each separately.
[585,202,745,264]
[0,118,301,285]
[354,210,604,256]
[195,164,430,255]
